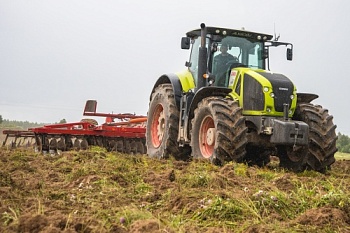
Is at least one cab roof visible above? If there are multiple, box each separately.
[186,26,273,42]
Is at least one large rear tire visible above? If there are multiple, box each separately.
[146,84,190,160]
[190,97,247,165]
[293,103,337,172]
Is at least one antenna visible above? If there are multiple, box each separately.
[274,23,280,41]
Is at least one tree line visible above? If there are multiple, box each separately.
[337,133,350,153]
[0,119,45,130]
[0,115,67,130]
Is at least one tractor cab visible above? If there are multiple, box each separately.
[181,26,293,89]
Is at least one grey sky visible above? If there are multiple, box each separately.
[1,0,350,135]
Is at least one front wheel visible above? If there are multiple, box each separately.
[293,103,337,172]
[190,97,247,165]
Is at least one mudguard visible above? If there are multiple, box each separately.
[150,74,183,109]
[187,86,232,120]
[150,74,232,119]
[297,93,318,103]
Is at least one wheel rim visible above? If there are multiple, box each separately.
[199,116,215,158]
[151,104,165,148]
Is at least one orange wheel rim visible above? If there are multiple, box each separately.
[151,104,165,148]
[199,116,215,158]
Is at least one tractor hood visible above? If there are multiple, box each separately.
[233,69,297,116]
[254,71,295,112]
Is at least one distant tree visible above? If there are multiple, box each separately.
[0,115,2,124]
[0,119,45,130]
[337,133,350,153]
[59,119,67,124]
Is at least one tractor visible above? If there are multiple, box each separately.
[146,23,337,172]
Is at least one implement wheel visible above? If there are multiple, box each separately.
[190,97,247,165]
[146,84,190,160]
[136,141,146,154]
[293,103,337,172]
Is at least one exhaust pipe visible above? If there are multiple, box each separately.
[196,23,208,91]
[200,23,207,48]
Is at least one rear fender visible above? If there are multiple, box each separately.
[150,74,183,109]
[297,93,319,104]
[150,71,195,110]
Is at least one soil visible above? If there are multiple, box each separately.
[0,147,350,232]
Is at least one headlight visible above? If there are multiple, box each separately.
[290,95,294,100]
[263,87,269,92]
[270,93,275,98]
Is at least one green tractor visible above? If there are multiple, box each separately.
[146,23,337,172]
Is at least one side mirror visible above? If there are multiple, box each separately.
[181,37,191,50]
[287,48,293,61]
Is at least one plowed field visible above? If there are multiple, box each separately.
[0,147,349,232]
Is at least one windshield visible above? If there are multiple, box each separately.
[211,36,264,86]
[212,37,264,68]
[188,35,265,87]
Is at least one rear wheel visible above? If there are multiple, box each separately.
[190,97,247,165]
[293,103,337,172]
[146,84,190,159]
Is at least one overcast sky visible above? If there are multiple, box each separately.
[1,0,350,135]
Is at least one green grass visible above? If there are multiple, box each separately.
[335,152,350,160]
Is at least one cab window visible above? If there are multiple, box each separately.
[189,38,200,86]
